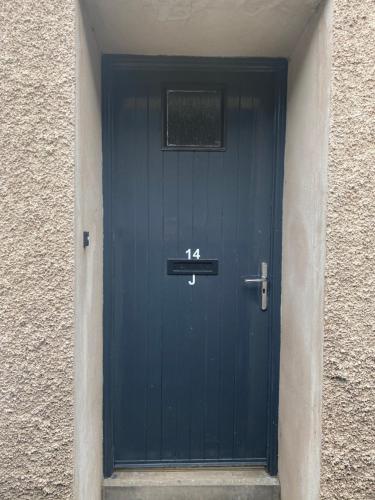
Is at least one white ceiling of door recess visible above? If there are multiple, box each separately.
[82,0,323,57]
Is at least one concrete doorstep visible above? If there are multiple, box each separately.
[103,468,280,500]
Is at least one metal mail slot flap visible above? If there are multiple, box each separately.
[167,259,219,276]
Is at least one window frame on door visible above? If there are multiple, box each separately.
[161,83,226,152]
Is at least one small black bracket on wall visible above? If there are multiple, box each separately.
[83,231,90,249]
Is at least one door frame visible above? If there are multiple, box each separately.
[102,55,287,478]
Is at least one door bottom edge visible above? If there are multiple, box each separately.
[113,459,267,469]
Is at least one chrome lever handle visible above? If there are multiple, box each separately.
[243,262,268,311]
[244,278,264,284]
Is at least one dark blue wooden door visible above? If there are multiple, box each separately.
[104,60,285,472]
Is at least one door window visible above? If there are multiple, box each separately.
[163,87,224,150]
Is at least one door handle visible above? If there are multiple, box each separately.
[243,262,268,311]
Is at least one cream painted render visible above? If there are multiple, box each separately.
[74,2,103,500]
[280,1,332,499]
[0,1,374,500]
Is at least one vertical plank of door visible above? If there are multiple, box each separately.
[161,148,179,460]
[218,86,240,459]
[112,90,137,461]
[174,150,194,460]
[248,75,275,456]
[203,149,224,459]
[144,83,164,461]
[234,83,255,458]
[188,150,209,460]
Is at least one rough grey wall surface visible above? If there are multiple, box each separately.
[321,0,375,498]
[0,1,76,499]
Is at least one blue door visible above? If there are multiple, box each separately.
[103,57,286,475]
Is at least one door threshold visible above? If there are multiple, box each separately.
[113,459,266,469]
[103,467,280,500]
[113,464,266,473]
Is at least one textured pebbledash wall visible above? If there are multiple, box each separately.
[321,0,375,498]
[0,1,76,499]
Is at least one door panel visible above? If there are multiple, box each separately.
[104,60,286,471]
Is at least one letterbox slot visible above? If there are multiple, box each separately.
[167,259,219,276]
